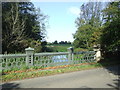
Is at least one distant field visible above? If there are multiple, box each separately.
[46,44,89,52]
[46,44,72,52]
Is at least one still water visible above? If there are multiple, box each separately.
[52,55,68,65]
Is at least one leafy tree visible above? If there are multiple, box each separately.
[59,41,65,44]
[101,1,120,53]
[2,2,26,53]
[2,2,48,53]
[73,2,103,49]
[67,41,71,44]
[73,24,93,48]
[53,40,58,44]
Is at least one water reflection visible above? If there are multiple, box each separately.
[52,55,68,65]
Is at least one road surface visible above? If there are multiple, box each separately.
[1,65,120,89]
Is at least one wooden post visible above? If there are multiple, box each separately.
[25,47,34,66]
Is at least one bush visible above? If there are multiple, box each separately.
[74,48,88,52]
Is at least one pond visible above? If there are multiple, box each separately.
[52,55,68,66]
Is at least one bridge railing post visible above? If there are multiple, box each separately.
[93,45,101,62]
[67,47,74,64]
[25,47,34,66]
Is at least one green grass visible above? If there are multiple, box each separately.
[2,60,120,82]
[1,63,97,82]
[74,48,88,52]
[46,44,72,52]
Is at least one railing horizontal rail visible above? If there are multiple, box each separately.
[0,54,26,58]
[74,51,95,54]
[34,52,69,56]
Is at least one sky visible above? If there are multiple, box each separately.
[32,2,84,42]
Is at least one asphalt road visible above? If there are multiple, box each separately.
[1,65,120,89]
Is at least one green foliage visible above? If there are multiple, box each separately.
[73,2,103,49]
[53,40,58,44]
[74,48,88,52]
[20,66,29,71]
[73,24,94,49]
[73,1,120,59]
[3,62,119,82]
[101,2,120,52]
[46,44,72,52]
[2,2,48,53]
[30,40,42,52]
[30,66,43,70]
[90,27,102,47]
[51,40,71,45]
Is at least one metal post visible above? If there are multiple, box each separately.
[25,47,34,66]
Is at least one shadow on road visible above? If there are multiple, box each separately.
[1,82,20,90]
[105,66,120,89]
[98,56,120,89]
[107,79,120,89]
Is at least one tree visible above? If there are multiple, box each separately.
[67,41,71,44]
[101,1,120,53]
[59,41,65,44]
[2,2,48,53]
[2,2,26,53]
[73,2,103,49]
[53,40,58,44]
[73,24,93,48]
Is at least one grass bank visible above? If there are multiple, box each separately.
[1,60,120,83]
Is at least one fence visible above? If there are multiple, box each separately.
[0,47,100,70]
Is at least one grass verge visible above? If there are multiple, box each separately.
[1,61,120,83]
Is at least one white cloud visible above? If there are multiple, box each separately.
[68,7,81,16]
